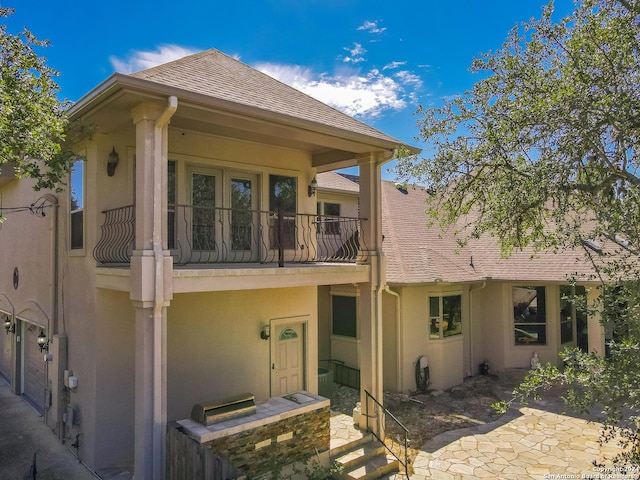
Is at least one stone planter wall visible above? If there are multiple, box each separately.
[205,406,330,477]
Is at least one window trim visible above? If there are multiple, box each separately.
[69,158,85,253]
[330,293,358,339]
[560,284,587,346]
[317,201,341,236]
[428,293,462,340]
[513,285,547,346]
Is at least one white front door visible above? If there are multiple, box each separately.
[271,323,304,396]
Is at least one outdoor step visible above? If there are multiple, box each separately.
[335,443,385,471]
[330,432,374,459]
[357,459,401,480]
[333,440,400,480]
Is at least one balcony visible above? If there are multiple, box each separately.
[93,205,368,267]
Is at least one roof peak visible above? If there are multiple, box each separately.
[127,47,403,147]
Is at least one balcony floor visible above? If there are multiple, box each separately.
[95,261,370,292]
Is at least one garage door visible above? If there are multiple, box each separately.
[23,323,46,414]
[0,315,11,381]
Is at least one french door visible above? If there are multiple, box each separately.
[189,169,258,262]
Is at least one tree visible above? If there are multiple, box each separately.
[395,0,640,465]
[0,7,71,191]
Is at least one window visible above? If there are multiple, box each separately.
[513,286,547,345]
[70,159,84,250]
[269,175,297,249]
[332,295,357,338]
[318,202,341,235]
[192,172,217,250]
[230,178,253,251]
[560,285,587,348]
[429,294,462,339]
[269,175,296,213]
[168,160,176,249]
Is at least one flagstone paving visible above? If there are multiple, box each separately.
[409,406,627,479]
[329,371,631,480]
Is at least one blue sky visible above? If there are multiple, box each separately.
[7,0,574,178]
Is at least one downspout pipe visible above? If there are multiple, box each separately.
[468,281,486,377]
[152,95,177,480]
[42,194,59,435]
[42,194,60,336]
[383,285,401,392]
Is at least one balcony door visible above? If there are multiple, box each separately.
[190,169,222,259]
[227,175,259,262]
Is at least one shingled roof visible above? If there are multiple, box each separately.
[316,171,359,194]
[380,181,598,284]
[129,48,401,145]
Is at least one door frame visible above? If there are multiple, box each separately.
[269,315,309,397]
[187,166,223,257]
[225,171,260,262]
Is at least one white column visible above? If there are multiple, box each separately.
[130,103,174,480]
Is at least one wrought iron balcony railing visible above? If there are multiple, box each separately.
[93,205,368,266]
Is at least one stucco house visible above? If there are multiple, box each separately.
[316,173,606,394]
[0,49,416,479]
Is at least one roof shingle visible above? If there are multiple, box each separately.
[130,48,401,145]
[380,181,597,284]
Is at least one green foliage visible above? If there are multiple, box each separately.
[396,0,640,258]
[396,0,640,465]
[0,7,73,191]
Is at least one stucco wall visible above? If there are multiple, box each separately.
[474,282,507,375]
[167,286,318,421]
[0,178,55,328]
[382,291,399,392]
[317,285,331,364]
[396,285,466,392]
[93,289,135,469]
[318,191,359,219]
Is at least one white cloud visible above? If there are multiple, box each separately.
[342,43,366,63]
[255,62,419,119]
[394,70,423,87]
[357,20,387,34]
[383,61,407,70]
[346,43,366,56]
[110,45,200,74]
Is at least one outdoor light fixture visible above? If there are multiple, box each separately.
[37,331,49,352]
[308,177,318,197]
[260,325,271,340]
[3,316,14,335]
[107,147,120,177]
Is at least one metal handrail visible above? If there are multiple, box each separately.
[364,389,409,477]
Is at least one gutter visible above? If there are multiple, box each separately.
[152,95,177,480]
[69,74,420,155]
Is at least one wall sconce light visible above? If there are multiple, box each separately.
[37,331,49,352]
[107,147,120,177]
[3,316,15,334]
[308,177,318,197]
[260,325,271,340]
